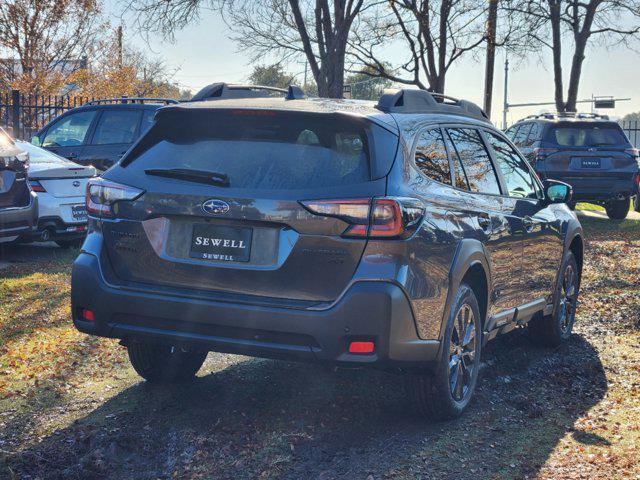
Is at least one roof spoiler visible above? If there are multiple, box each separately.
[376,89,490,123]
[190,83,306,102]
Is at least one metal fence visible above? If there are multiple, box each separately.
[621,121,640,148]
[0,90,93,140]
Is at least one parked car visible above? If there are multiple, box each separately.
[13,141,96,248]
[505,113,639,220]
[71,87,583,420]
[0,128,38,243]
[31,98,178,172]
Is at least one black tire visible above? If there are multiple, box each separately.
[127,342,207,383]
[633,195,640,213]
[408,283,482,420]
[55,238,84,249]
[604,199,629,220]
[529,251,580,347]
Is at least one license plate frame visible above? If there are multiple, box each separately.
[580,157,601,169]
[71,204,87,221]
[189,224,253,263]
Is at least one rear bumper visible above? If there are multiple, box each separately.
[0,193,38,239]
[540,171,638,201]
[19,216,87,241]
[71,252,440,367]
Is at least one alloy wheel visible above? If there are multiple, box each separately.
[558,263,578,333]
[449,304,477,402]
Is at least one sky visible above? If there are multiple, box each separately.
[104,1,640,126]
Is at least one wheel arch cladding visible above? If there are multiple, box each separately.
[443,240,491,339]
[569,234,584,279]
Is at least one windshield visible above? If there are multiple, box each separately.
[545,123,629,147]
[124,110,375,190]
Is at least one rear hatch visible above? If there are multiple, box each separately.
[99,107,398,305]
[540,121,638,188]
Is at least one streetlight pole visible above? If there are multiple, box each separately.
[502,57,509,129]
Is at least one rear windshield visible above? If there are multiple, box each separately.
[544,122,629,147]
[124,110,376,189]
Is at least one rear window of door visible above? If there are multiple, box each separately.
[413,128,451,184]
[446,128,502,195]
[91,110,142,145]
[42,110,97,147]
[124,110,383,189]
[485,132,538,199]
[521,123,540,148]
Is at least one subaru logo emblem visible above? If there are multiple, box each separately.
[202,199,230,215]
[73,180,81,187]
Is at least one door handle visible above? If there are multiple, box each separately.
[477,214,492,232]
[523,216,535,232]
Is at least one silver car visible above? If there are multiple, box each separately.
[15,141,96,248]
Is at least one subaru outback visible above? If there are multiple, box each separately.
[71,88,583,419]
[506,113,639,220]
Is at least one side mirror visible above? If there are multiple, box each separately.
[30,136,41,147]
[544,180,572,204]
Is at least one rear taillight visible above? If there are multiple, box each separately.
[86,178,144,217]
[532,148,559,162]
[301,197,424,239]
[625,148,639,158]
[30,180,45,192]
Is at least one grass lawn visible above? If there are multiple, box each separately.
[1,218,639,479]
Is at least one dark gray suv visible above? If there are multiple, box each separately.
[506,113,639,219]
[71,88,583,419]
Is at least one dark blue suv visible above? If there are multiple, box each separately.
[71,88,583,419]
[31,98,177,171]
[506,113,639,219]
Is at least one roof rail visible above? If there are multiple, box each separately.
[517,112,610,122]
[376,88,490,123]
[87,97,178,105]
[190,83,306,102]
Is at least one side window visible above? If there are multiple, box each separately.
[505,125,519,140]
[486,132,538,199]
[447,128,501,195]
[91,110,142,145]
[521,123,540,148]
[42,110,97,147]
[443,132,470,190]
[413,128,451,184]
[140,110,156,136]
[512,123,532,146]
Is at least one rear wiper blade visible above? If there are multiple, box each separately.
[588,142,616,147]
[145,168,230,187]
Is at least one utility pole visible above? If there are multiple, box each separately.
[117,25,123,68]
[483,0,499,117]
[502,57,509,129]
[303,60,308,87]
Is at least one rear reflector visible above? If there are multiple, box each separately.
[348,341,375,354]
[30,180,45,192]
[301,197,424,239]
[79,308,95,321]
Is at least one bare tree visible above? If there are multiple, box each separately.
[351,0,490,94]
[484,0,499,115]
[0,0,103,91]
[513,0,640,112]
[128,0,366,98]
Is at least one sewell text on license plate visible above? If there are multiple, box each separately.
[190,224,253,262]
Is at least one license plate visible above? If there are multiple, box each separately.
[190,224,252,262]
[72,204,87,221]
[581,158,601,168]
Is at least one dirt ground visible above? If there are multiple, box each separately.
[0,213,638,480]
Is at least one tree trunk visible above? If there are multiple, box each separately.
[549,0,565,112]
[483,0,498,116]
[565,35,588,112]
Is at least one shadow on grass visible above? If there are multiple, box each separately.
[3,329,607,480]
